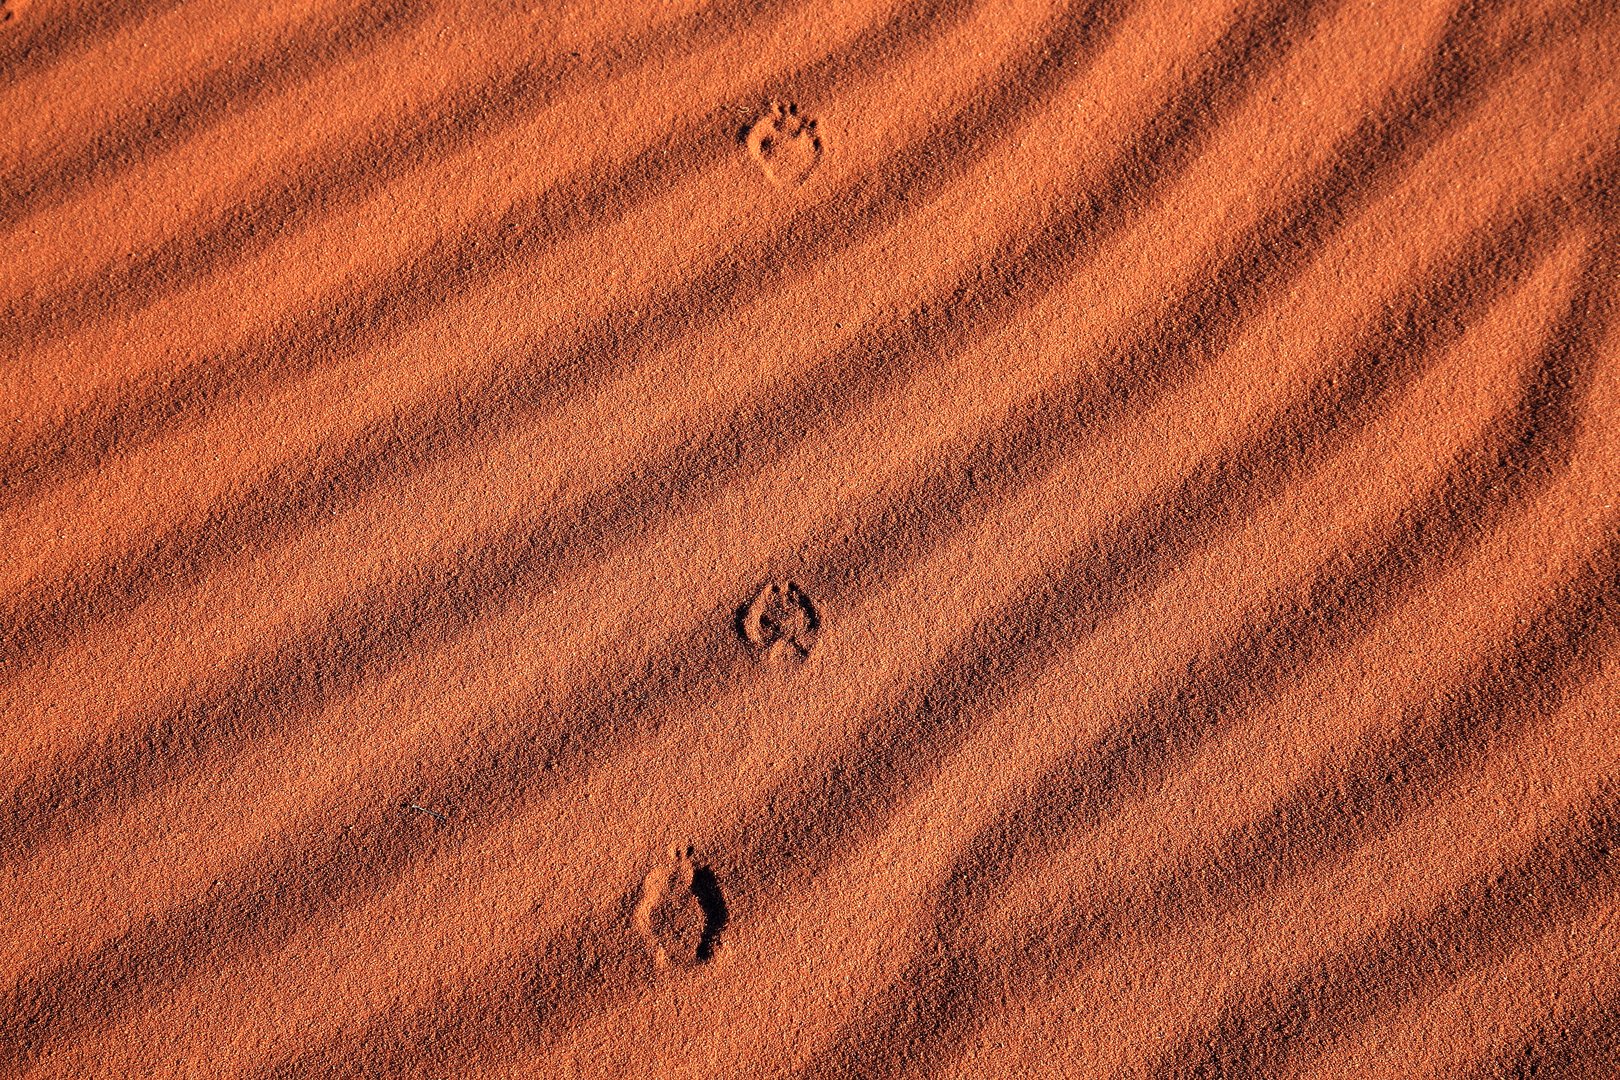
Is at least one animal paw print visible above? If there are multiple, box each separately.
[744,102,823,188]
[633,845,728,970]
[737,581,819,662]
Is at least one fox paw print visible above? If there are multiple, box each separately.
[744,102,823,188]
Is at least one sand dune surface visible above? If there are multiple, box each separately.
[2,0,1618,1076]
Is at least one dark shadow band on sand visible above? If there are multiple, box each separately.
[0,0,431,232]
[0,0,186,96]
[1460,981,1620,1080]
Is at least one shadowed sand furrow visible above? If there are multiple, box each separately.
[0,0,808,349]
[1464,986,1620,1080]
[0,0,431,231]
[0,0,1127,872]
[0,0,187,95]
[1155,787,1620,1078]
[0,0,976,512]
[243,91,1606,1080]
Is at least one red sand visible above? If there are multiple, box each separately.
[2,0,1618,1076]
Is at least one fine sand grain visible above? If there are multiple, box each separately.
[2,0,1617,1076]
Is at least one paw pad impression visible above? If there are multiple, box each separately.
[737,581,819,662]
[744,102,823,188]
[633,845,728,970]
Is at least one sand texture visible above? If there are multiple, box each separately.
[2,0,1619,1076]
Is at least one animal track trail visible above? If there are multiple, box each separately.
[744,102,823,188]
[633,845,728,970]
[737,581,819,663]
